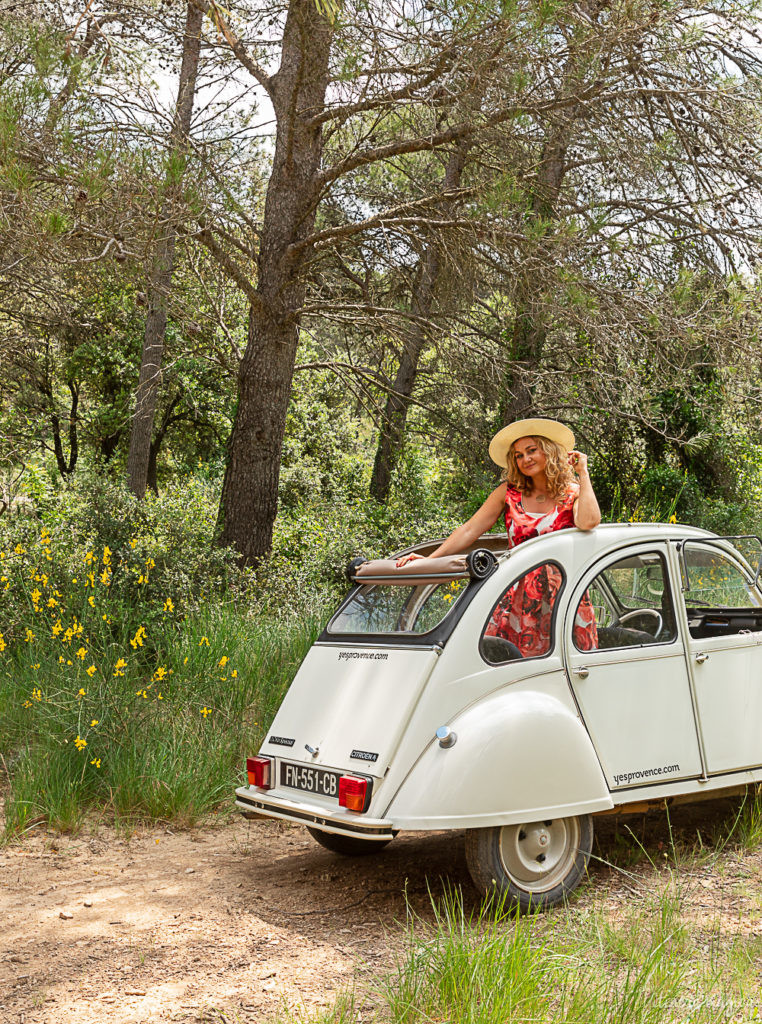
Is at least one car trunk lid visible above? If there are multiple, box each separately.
[260,644,441,777]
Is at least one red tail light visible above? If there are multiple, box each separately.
[247,756,272,789]
[339,774,370,813]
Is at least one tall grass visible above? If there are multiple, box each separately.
[0,523,323,836]
[287,882,754,1024]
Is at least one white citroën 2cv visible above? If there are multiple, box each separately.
[236,524,762,908]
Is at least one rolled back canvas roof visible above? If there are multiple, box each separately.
[354,555,470,585]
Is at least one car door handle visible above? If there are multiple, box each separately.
[694,652,709,664]
[573,666,589,679]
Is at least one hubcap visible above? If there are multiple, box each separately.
[497,818,581,894]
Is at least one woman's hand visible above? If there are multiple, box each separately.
[571,450,601,530]
[395,552,424,568]
[568,450,589,476]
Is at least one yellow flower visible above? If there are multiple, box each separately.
[163,597,174,613]
[183,656,189,665]
[145,557,156,570]
[52,621,63,636]
[77,688,86,697]
[129,538,138,549]
[103,546,111,565]
[153,666,167,681]
[32,687,42,701]
[157,692,163,700]
[22,700,32,708]
[218,656,229,668]
[24,629,35,643]
[136,689,148,699]
[198,636,209,647]
[668,514,677,524]
[86,665,96,677]
[100,567,111,586]
[90,719,99,727]
[47,597,57,608]
[113,658,127,677]
[14,543,25,554]
[31,588,41,605]
[0,634,6,652]
[90,758,101,768]
[231,669,237,678]
[200,706,212,718]
[85,551,94,564]
[74,735,87,751]
[58,655,64,663]
[87,573,95,587]
[137,574,146,585]
[76,647,87,660]
[88,595,95,608]
[130,626,146,649]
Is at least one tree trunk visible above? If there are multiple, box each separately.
[127,2,202,498]
[217,0,333,565]
[50,381,79,478]
[499,131,569,427]
[369,144,470,503]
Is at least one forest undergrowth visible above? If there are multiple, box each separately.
[0,464,759,838]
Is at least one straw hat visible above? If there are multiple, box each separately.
[489,418,575,468]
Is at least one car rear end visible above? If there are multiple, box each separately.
[234,553,496,841]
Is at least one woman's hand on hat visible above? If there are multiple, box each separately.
[395,552,424,568]
[568,450,589,476]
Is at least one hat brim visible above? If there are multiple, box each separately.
[489,418,575,468]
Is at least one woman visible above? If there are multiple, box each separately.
[397,418,600,654]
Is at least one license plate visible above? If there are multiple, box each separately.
[280,760,341,799]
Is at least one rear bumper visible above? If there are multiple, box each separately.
[234,786,394,841]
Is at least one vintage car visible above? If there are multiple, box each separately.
[235,523,762,908]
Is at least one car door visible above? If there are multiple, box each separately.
[680,540,762,774]
[565,543,703,791]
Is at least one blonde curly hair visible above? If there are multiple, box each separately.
[502,435,574,501]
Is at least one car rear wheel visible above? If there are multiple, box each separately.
[306,826,392,857]
[465,814,593,911]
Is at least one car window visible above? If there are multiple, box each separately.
[682,544,762,609]
[328,578,469,635]
[480,561,566,664]
[574,551,676,651]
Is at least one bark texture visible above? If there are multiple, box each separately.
[217,0,333,564]
[369,144,470,503]
[127,2,202,498]
[500,129,570,427]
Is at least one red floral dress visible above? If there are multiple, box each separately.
[485,484,598,656]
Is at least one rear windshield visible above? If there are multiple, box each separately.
[328,579,470,635]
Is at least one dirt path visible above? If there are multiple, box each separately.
[0,817,477,1024]
[0,797,757,1024]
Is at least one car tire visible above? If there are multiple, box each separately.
[306,826,393,857]
[465,814,593,911]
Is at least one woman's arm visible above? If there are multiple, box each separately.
[396,483,507,566]
[570,451,601,531]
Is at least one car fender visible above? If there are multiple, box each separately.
[383,688,613,829]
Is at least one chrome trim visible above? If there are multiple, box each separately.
[235,789,394,839]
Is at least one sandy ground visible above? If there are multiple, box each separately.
[0,798,759,1024]
[0,816,478,1024]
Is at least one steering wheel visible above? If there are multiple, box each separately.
[481,636,524,664]
[618,608,663,638]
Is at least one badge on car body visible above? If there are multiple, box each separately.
[268,735,295,747]
[350,749,379,762]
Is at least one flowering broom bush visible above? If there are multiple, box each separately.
[0,477,320,837]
